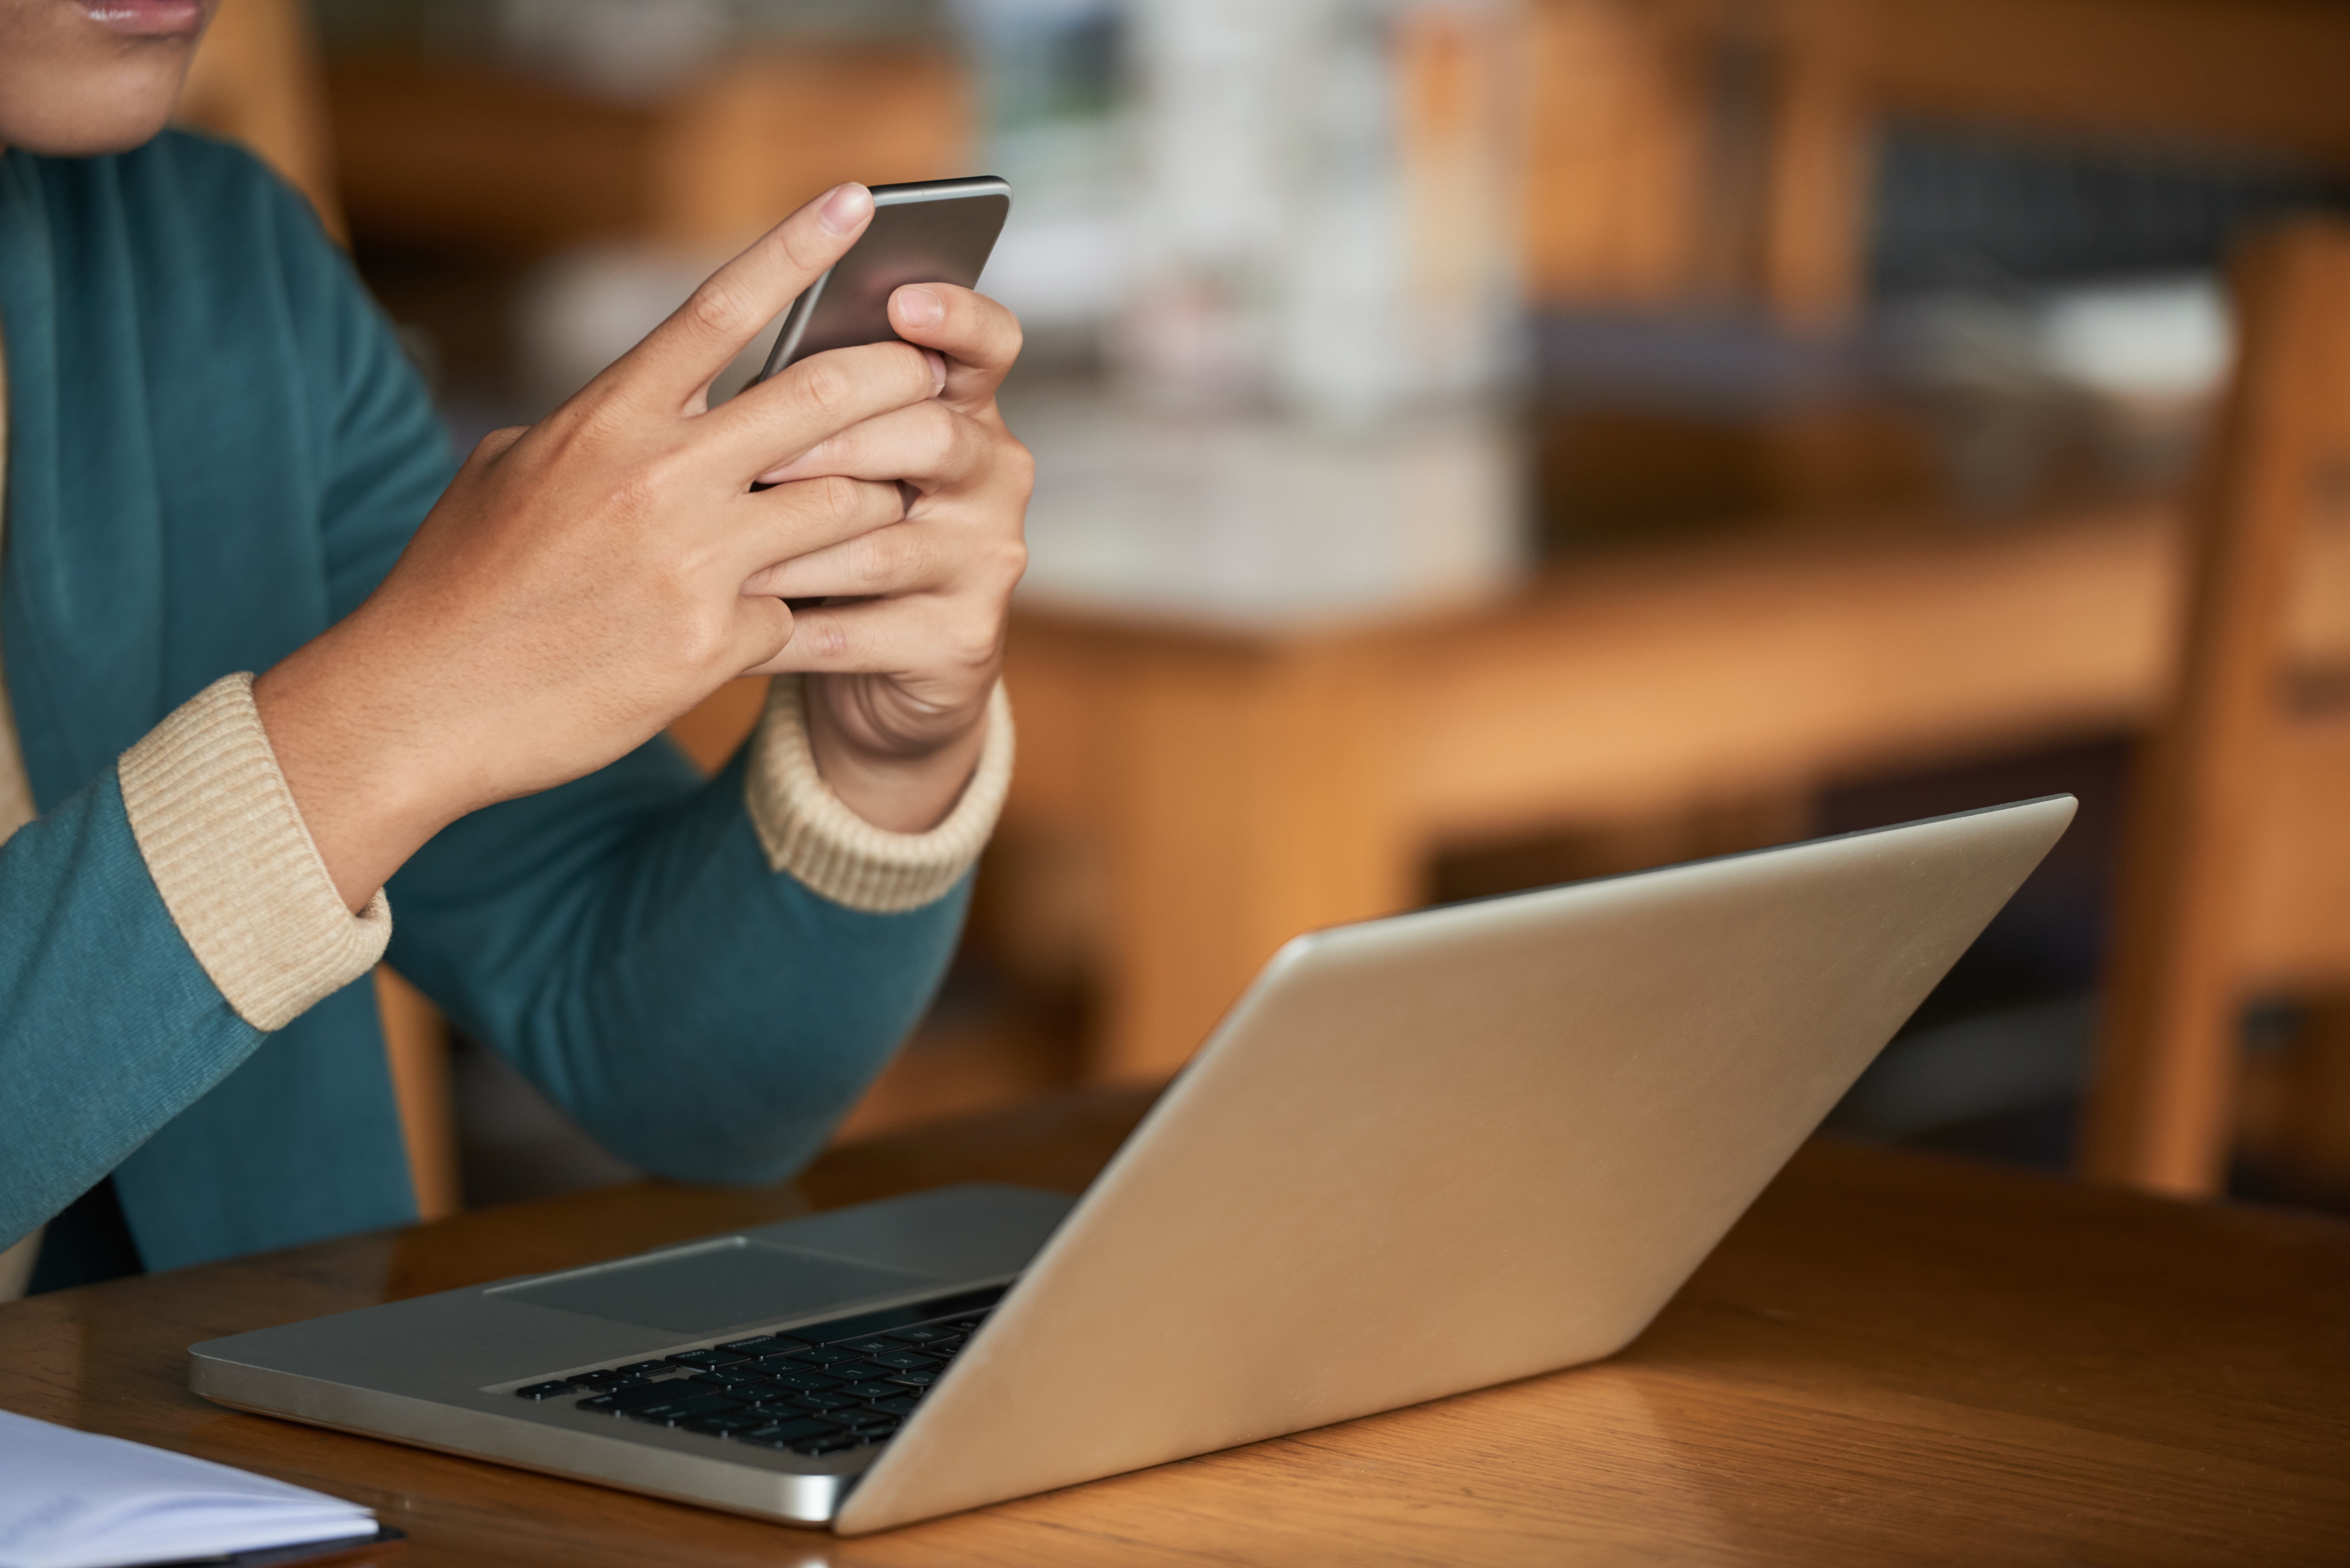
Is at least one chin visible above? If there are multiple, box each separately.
[4,99,180,157]
[0,0,209,157]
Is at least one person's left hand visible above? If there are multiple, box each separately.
[741,281,1031,832]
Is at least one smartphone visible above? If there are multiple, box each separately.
[754,176,1012,382]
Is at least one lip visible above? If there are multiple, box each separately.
[77,0,206,37]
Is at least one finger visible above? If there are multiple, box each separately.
[728,593,798,678]
[752,399,981,490]
[721,474,906,580]
[740,520,945,602]
[744,595,1004,678]
[468,425,528,467]
[887,284,1023,412]
[602,182,875,415]
[704,339,941,481]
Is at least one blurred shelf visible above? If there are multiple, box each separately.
[325,46,972,258]
[1521,0,2350,325]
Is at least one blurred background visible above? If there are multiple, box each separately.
[181,0,2350,1218]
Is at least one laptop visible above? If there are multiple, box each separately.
[191,796,2072,1534]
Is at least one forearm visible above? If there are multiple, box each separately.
[385,742,981,1184]
[0,670,410,1250]
[252,607,500,915]
[538,817,973,1185]
[0,767,268,1248]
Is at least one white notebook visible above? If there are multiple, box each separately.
[0,1410,377,1568]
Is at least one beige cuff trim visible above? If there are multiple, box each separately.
[119,673,391,1031]
[746,676,1013,913]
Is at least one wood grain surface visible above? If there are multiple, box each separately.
[2,1089,2343,1565]
[1002,504,2217,1079]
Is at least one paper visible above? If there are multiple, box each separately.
[0,1409,376,1568]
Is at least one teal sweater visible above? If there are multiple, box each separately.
[0,133,967,1272]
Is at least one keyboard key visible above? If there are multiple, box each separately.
[836,1382,902,1400]
[668,1348,751,1369]
[793,1391,860,1411]
[867,1351,938,1371]
[575,1394,624,1414]
[719,1335,809,1357]
[793,1434,864,1455]
[885,1369,940,1387]
[832,1337,902,1357]
[763,1371,845,1393]
[826,1363,897,1383]
[727,1383,796,1403]
[590,1379,701,1412]
[787,1346,862,1366]
[871,1396,922,1416]
[681,1413,765,1437]
[571,1370,637,1389]
[887,1326,959,1347]
[616,1361,673,1378]
[514,1381,578,1400]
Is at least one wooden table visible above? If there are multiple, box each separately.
[1005,505,2175,1079]
[4,1089,2344,1565]
[1005,500,2350,1082]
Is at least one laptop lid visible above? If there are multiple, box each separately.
[837,796,2074,1532]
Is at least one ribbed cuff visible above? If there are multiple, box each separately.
[745,676,1013,913]
[118,673,391,1031]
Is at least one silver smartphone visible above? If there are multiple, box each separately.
[754,176,1012,381]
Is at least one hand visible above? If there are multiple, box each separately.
[742,281,1031,833]
[256,183,948,909]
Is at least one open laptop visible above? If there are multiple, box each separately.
[191,796,2072,1534]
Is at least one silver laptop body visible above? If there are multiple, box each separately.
[191,797,2073,1533]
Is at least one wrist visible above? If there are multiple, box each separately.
[252,620,480,911]
[802,675,991,834]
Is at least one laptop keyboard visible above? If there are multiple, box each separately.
[510,1286,1004,1459]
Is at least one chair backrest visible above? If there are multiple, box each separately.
[2082,218,2350,1196]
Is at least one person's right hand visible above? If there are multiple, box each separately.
[255,182,939,910]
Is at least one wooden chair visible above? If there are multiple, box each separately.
[2082,218,2350,1198]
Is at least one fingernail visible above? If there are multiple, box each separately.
[896,285,945,328]
[819,182,872,235]
[922,348,947,396]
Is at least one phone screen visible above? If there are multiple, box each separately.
[755,177,1012,382]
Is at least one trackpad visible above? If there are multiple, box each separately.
[495,1239,939,1335]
